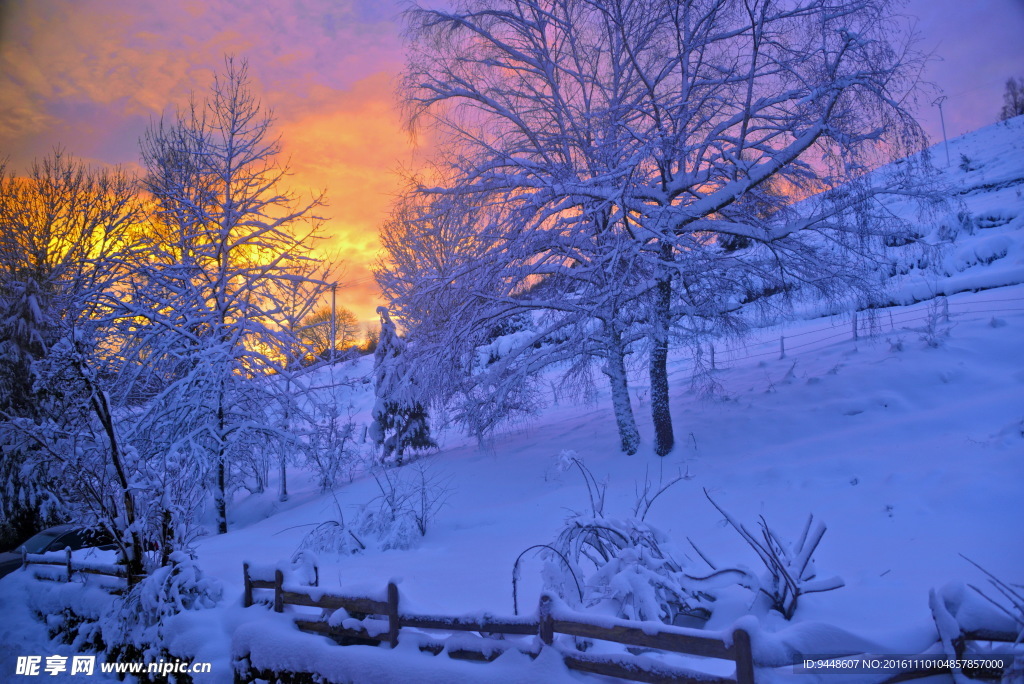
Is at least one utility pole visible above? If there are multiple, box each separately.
[330,282,337,364]
[933,95,950,166]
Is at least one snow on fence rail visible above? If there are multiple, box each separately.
[239,562,1023,684]
[239,562,755,684]
[20,549,132,584]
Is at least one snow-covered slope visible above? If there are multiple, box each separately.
[887,114,1024,301]
[2,118,1022,683]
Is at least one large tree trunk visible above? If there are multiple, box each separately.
[650,245,675,457]
[603,327,639,455]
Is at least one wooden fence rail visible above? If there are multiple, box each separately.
[240,562,754,684]
[21,549,133,583]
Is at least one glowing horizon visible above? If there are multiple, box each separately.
[1,0,1021,325]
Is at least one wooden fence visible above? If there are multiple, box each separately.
[240,562,754,684]
[21,549,134,584]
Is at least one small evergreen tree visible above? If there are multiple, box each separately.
[369,307,435,464]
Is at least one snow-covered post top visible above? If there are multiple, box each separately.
[539,594,554,645]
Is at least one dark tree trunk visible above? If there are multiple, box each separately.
[603,326,640,455]
[75,355,146,584]
[650,244,674,456]
[216,391,228,535]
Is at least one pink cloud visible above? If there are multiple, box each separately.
[2,0,1021,319]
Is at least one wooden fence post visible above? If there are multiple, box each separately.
[243,563,253,608]
[21,546,27,570]
[539,594,553,646]
[274,569,284,613]
[733,628,754,684]
[852,312,859,341]
[387,582,400,648]
[710,343,716,370]
[312,564,319,588]
[65,548,72,582]
[779,335,786,360]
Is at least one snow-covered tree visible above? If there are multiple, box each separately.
[378,159,656,451]
[397,0,934,455]
[0,152,142,551]
[1000,76,1024,121]
[125,57,324,534]
[271,257,335,501]
[376,190,548,445]
[369,306,436,464]
[300,305,360,363]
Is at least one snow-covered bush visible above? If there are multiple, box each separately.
[549,514,713,624]
[27,553,222,680]
[361,463,452,548]
[519,457,712,624]
[519,463,844,626]
[29,581,112,653]
[446,365,543,447]
[298,517,367,556]
[544,449,578,482]
[299,462,452,555]
[930,563,1023,684]
[704,492,844,620]
[933,210,974,243]
[305,398,368,491]
[105,552,222,670]
[919,297,953,348]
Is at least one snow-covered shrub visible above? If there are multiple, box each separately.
[28,580,112,652]
[704,492,844,620]
[105,552,222,672]
[520,457,712,625]
[688,341,726,399]
[298,518,366,556]
[131,552,221,623]
[960,556,1023,642]
[361,463,452,547]
[549,514,713,624]
[27,553,222,681]
[446,368,543,447]
[299,462,452,555]
[919,297,953,348]
[936,210,975,242]
[527,480,845,625]
[930,564,1023,684]
[305,399,366,491]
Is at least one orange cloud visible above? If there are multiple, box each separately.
[277,72,422,323]
[0,0,416,325]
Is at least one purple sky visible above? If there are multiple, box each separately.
[1,0,1021,318]
[905,0,1024,141]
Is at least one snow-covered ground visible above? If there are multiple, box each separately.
[2,117,1022,683]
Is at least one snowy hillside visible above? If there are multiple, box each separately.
[2,118,1022,683]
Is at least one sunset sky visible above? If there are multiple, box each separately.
[1,0,1022,324]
